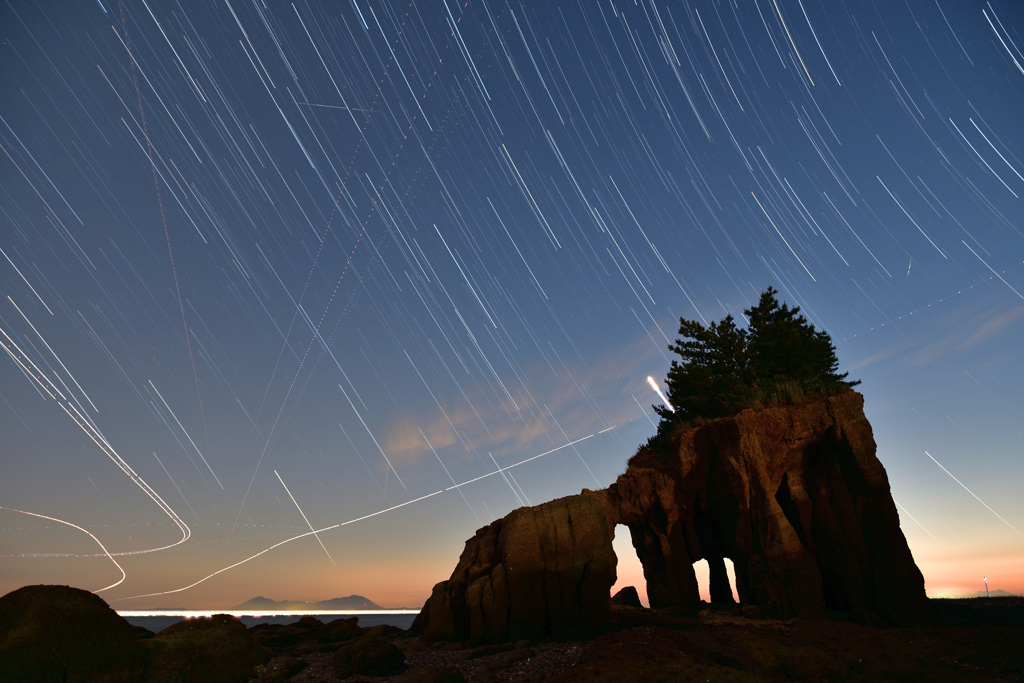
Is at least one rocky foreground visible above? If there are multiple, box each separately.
[3,395,1018,680]
[1,585,1021,681]
[250,597,1024,683]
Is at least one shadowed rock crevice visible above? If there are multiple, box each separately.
[414,393,927,642]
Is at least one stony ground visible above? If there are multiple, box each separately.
[249,598,1024,682]
[251,633,590,682]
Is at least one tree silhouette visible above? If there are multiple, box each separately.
[745,287,856,397]
[654,287,858,434]
[653,314,750,422]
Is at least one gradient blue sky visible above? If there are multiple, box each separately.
[1,0,1022,609]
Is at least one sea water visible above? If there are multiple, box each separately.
[120,610,419,633]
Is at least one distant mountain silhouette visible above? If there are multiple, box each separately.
[316,596,385,610]
[233,595,385,611]
[956,589,1019,598]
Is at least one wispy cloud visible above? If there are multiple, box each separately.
[378,324,670,473]
[906,302,1024,367]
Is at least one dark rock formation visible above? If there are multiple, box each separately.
[0,584,147,681]
[249,615,363,652]
[610,586,643,609]
[416,393,927,641]
[413,492,614,642]
[613,391,927,624]
[0,585,270,682]
[142,613,270,682]
[334,639,405,677]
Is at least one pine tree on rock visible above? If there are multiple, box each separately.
[745,286,856,399]
[655,314,750,422]
[654,287,858,438]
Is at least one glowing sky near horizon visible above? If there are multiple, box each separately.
[1,0,1022,609]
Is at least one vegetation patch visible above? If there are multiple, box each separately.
[636,287,859,461]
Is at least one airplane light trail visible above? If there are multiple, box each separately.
[0,506,126,592]
[116,428,611,600]
[1,315,191,557]
[893,498,949,551]
[274,469,336,568]
[925,452,1022,536]
[148,380,224,490]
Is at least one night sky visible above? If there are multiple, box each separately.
[2,0,1022,610]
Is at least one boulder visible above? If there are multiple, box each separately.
[413,491,615,642]
[322,615,365,642]
[610,586,644,609]
[0,585,272,682]
[250,614,364,653]
[0,584,147,682]
[416,393,928,640]
[334,638,404,677]
[141,613,271,682]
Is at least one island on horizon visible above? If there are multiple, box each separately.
[232,595,388,612]
[117,594,413,614]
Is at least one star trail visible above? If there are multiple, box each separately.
[1,1,1022,607]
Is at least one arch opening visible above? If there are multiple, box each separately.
[609,523,648,607]
[693,557,739,603]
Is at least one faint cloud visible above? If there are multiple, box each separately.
[957,303,1024,351]
[381,414,458,463]
[378,321,670,475]
[907,302,1024,367]
[848,344,904,372]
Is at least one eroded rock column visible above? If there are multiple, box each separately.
[414,491,616,642]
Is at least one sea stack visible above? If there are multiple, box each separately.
[414,392,928,642]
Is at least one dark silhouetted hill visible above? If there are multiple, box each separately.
[234,595,384,611]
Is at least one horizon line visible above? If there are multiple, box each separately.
[118,609,420,618]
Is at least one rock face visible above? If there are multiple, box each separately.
[0,584,147,681]
[416,393,927,641]
[0,585,270,682]
[142,613,270,682]
[413,492,615,642]
[610,586,644,609]
[612,391,927,624]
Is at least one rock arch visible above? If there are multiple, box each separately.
[413,393,928,642]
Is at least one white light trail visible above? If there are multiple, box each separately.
[444,433,595,490]
[148,380,224,490]
[983,8,1024,76]
[877,176,947,258]
[274,469,336,568]
[490,452,527,507]
[1,323,191,556]
[421,428,479,523]
[1,506,125,592]
[893,497,948,550]
[647,375,673,412]
[0,248,53,314]
[338,383,406,491]
[117,488,447,601]
[117,524,341,601]
[8,296,98,412]
[117,429,610,600]
[962,241,1024,300]
[925,451,1022,536]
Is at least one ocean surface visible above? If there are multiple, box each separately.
[120,610,419,633]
